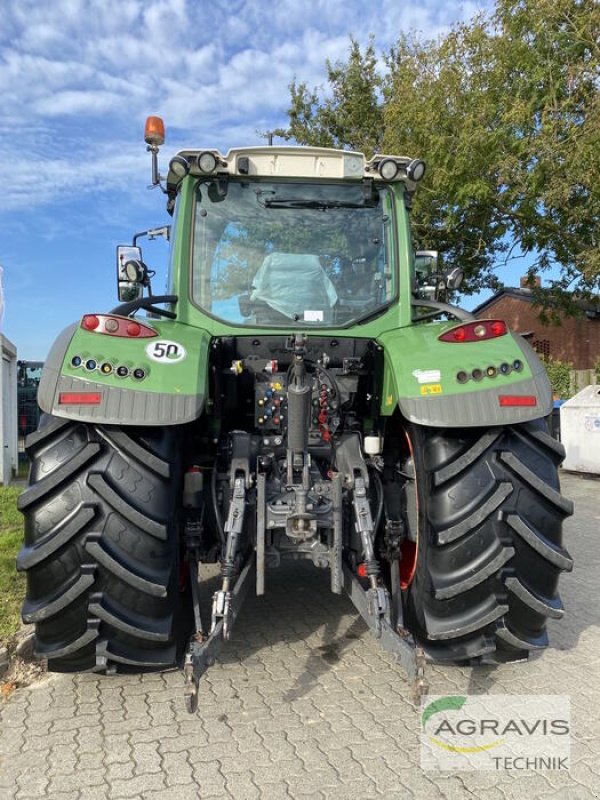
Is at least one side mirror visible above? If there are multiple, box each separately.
[414,250,440,300]
[116,245,145,302]
[444,267,464,292]
[415,250,439,277]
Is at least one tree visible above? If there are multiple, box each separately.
[278,0,600,303]
[491,0,600,305]
[382,23,510,292]
[275,38,384,157]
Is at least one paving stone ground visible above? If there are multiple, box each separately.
[1,471,599,799]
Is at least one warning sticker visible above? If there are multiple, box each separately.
[420,384,442,396]
[413,369,441,384]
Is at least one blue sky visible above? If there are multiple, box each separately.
[0,0,500,360]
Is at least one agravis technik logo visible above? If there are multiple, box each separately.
[420,695,570,771]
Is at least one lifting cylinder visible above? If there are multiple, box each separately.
[287,379,311,454]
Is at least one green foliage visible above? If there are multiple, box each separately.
[275,37,384,156]
[595,356,600,383]
[382,23,509,294]
[279,0,600,304]
[492,0,600,302]
[0,487,25,643]
[541,355,574,399]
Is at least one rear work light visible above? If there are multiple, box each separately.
[80,315,157,338]
[438,319,507,343]
[59,392,102,405]
[499,395,537,407]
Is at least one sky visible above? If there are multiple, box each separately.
[0,0,498,361]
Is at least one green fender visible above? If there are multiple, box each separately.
[37,318,209,426]
[378,325,552,428]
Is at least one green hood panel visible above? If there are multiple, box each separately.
[378,325,552,427]
[38,319,210,426]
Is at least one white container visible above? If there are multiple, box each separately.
[363,435,383,456]
[0,334,18,484]
[560,384,600,474]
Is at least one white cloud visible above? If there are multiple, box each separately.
[0,0,492,213]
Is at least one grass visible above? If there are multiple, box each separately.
[0,486,26,645]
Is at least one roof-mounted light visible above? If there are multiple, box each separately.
[378,158,400,181]
[144,116,165,147]
[407,159,426,182]
[198,151,218,174]
[169,155,190,179]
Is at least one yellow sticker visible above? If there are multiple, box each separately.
[420,384,442,395]
[385,394,394,406]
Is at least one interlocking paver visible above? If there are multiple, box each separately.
[47,768,106,794]
[0,473,598,800]
[141,787,205,800]
[78,786,110,800]
[160,749,195,786]
[108,772,165,798]
[105,760,135,783]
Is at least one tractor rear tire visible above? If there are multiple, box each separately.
[402,419,574,663]
[17,415,182,673]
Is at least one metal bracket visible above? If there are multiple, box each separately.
[335,433,369,487]
[343,563,428,702]
[183,555,255,713]
[228,431,256,485]
[211,589,233,640]
[256,472,266,596]
[224,476,246,538]
[330,474,343,594]
[213,475,247,639]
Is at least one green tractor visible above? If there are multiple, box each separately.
[17,117,573,710]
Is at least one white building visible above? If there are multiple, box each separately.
[1,334,18,484]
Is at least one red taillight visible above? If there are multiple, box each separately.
[80,314,157,338]
[127,321,141,337]
[59,392,102,405]
[439,319,508,343]
[82,315,100,331]
[498,395,537,407]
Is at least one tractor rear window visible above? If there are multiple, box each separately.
[191,180,396,327]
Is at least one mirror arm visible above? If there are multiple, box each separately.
[411,299,475,323]
[111,295,178,319]
[133,226,171,246]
